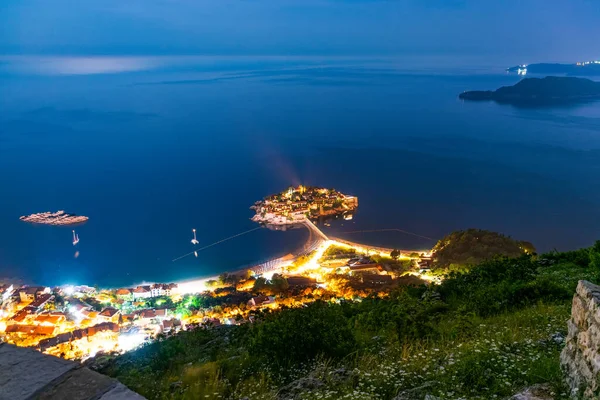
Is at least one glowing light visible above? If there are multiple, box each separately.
[63,286,75,296]
[2,285,14,301]
[118,333,146,352]
[175,279,208,294]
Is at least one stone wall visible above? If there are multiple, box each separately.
[0,343,145,400]
[560,280,600,398]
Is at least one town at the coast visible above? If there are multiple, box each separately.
[1,186,432,360]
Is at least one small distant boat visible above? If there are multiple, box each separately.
[72,230,80,246]
[191,229,199,245]
[194,251,198,258]
[344,214,353,221]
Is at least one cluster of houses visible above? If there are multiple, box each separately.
[115,283,178,300]
[0,283,185,355]
[252,185,358,222]
[339,257,395,285]
[247,295,275,308]
[37,322,120,351]
[413,256,433,273]
[8,286,55,324]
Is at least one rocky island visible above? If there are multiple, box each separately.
[459,76,600,105]
[251,185,358,226]
[20,210,89,226]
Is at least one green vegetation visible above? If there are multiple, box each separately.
[321,245,356,259]
[432,229,535,271]
[102,241,599,400]
[252,274,289,295]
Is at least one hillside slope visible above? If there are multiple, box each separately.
[100,245,599,400]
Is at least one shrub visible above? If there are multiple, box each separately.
[248,301,356,367]
[432,229,531,270]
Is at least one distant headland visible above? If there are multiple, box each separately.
[251,185,358,226]
[507,60,600,76]
[459,76,600,105]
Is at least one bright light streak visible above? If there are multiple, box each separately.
[294,240,332,275]
[176,279,208,294]
[118,333,146,352]
[263,259,294,280]
[2,285,14,301]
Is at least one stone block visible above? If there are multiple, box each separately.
[100,383,147,400]
[0,343,145,400]
[572,295,589,330]
[0,343,76,400]
[37,367,117,400]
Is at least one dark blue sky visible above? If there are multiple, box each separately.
[2,0,600,63]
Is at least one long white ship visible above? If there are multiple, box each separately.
[20,210,89,226]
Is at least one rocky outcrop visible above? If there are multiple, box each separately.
[510,384,554,400]
[0,343,145,400]
[276,377,325,400]
[560,280,600,398]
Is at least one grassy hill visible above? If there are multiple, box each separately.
[99,244,599,400]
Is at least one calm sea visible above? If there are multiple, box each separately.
[1,56,600,287]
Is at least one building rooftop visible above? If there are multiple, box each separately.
[99,307,120,318]
[20,286,46,296]
[29,293,54,308]
[35,314,65,325]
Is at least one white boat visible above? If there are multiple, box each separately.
[191,229,199,245]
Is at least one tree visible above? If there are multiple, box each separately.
[219,273,241,290]
[390,249,400,260]
[205,280,218,288]
[248,301,355,366]
[252,277,269,292]
[432,229,533,270]
[175,305,192,319]
[270,274,290,293]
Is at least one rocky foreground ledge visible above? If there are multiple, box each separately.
[0,343,144,400]
[561,280,600,398]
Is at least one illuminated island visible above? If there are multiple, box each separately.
[20,210,89,226]
[251,185,358,226]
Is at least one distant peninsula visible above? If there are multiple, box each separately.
[458,76,600,105]
[507,61,600,76]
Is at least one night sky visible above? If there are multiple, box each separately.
[2,0,600,63]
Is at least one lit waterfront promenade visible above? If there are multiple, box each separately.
[174,218,434,294]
